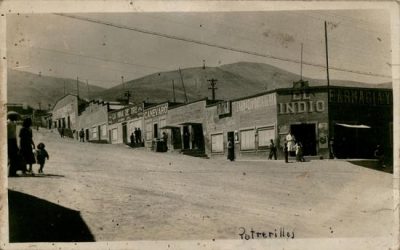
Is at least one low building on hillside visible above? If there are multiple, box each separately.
[51,94,88,137]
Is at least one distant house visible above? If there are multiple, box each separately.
[51,94,88,137]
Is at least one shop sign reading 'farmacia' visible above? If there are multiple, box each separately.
[278,92,325,115]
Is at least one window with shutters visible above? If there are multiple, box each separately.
[112,128,118,141]
[101,124,107,137]
[258,126,275,148]
[146,122,152,140]
[92,126,98,139]
[240,129,255,150]
[211,133,224,153]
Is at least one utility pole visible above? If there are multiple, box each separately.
[125,90,131,105]
[86,79,90,100]
[76,76,80,98]
[207,78,218,101]
[325,21,330,89]
[325,21,332,159]
[38,102,41,110]
[300,43,303,81]
[178,68,188,103]
[63,81,66,95]
[172,80,176,102]
[121,76,131,105]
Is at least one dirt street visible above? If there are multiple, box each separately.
[7,128,393,242]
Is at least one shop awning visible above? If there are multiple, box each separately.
[336,123,371,129]
[160,125,180,129]
[179,122,202,125]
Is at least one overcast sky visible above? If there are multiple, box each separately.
[7,9,392,88]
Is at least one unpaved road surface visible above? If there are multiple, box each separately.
[8,128,393,241]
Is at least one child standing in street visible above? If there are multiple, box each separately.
[36,143,49,173]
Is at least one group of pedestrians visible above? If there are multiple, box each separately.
[129,128,143,147]
[8,114,50,177]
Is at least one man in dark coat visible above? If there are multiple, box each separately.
[268,139,277,160]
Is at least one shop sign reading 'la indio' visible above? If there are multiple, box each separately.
[278,91,325,115]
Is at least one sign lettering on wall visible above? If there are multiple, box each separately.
[234,93,276,112]
[329,88,392,106]
[144,103,168,119]
[278,91,325,115]
[108,105,143,125]
[217,101,231,116]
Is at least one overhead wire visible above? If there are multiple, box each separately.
[53,13,391,79]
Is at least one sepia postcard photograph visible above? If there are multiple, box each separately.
[0,1,399,250]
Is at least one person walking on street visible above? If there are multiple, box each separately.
[19,117,36,174]
[268,139,277,160]
[295,141,305,162]
[60,127,65,138]
[36,142,49,174]
[227,138,235,161]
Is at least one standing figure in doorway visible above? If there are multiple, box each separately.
[19,118,36,173]
[130,132,135,147]
[268,139,277,160]
[283,142,289,163]
[286,131,295,156]
[162,132,168,152]
[227,138,235,161]
[295,141,305,162]
[79,129,85,142]
[374,144,385,168]
[137,128,142,145]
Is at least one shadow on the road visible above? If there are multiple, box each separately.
[8,189,95,242]
[9,173,65,178]
[348,160,393,174]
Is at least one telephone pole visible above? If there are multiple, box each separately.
[172,80,176,102]
[76,76,80,98]
[325,21,332,159]
[86,79,90,100]
[178,68,188,103]
[207,78,218,101]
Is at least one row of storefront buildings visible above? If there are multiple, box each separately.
[49,83,393,160]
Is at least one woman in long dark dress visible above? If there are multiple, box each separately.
[19,117,36,173]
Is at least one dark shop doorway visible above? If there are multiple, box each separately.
[333,124,372,159]
[290,123,317,156]
[183,126,190,149]
[171,127,182,150]
[122,123,128,144]
[191,124,205,151]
